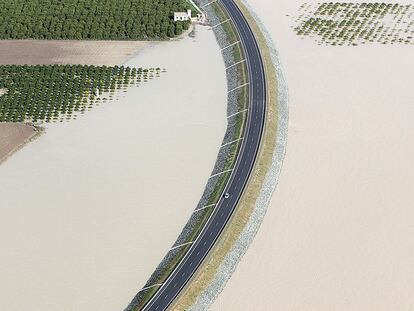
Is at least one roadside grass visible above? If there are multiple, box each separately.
[227,43,245,64]
[182,206,216,245]
[169,0,250,267]
[223,139,241,171]
[211,1,240,47]
[206,171,232,206]
[233,62,249,85]
[130,286,161,311]
[129,1,251,309]
[149,244,192,286]
[211,1,246,63]
[237,80,249,111]
[130,244,192,310]
[171,0,280,308]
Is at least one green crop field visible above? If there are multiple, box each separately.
[0,0,191,40]
[293,2,414,46]
[0,64,161,123]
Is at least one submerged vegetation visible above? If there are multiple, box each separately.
[294,2,414,46]
[0,64,161,123]
[0,0,191,40]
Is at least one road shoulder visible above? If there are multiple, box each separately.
[171,0,288,309]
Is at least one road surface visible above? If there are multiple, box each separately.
[142,0,266,309]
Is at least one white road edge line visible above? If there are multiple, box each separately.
[209,168,233,179]
[220,40,241,51]
[225,59,246,70]
[139,283,164,292]
[211,18,230,28]
[227,108,247,119]
[140,0,266,308]
[169,241,194,251]
[220,137,243,148]
[193,203,216,213]
[201,0,218,8]
[227,82,249,93]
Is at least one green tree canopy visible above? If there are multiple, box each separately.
[0,0,192,40]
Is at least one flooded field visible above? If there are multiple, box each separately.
[212,0,414,310]
[0,26,227,311]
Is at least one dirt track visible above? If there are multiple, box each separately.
[0,40,149,66]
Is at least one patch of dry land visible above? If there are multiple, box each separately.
[0,40,148,65]
[0,123,38,164]
[211,0,414,310]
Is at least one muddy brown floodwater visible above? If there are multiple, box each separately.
[0,25,227,311]
[211,0,414,310]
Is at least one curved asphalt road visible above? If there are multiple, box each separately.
[142,1,266,310]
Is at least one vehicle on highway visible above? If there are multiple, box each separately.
[139,0,267,309]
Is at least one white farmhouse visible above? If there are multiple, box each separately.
[174,10,192,22]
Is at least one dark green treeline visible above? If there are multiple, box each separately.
[0,64,161,123]
[0,0,191,40]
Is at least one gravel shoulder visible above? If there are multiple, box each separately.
[171,0,289,309]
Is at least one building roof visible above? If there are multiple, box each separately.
[174,12,189,18]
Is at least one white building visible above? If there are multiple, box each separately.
[174,10,192,22]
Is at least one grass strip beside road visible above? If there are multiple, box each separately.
[132,3,249,309]
[171,0,280,308]
[131,286,162,311]
[150,244,192,286]
[183,206,215,245]
[206,171,232,206]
